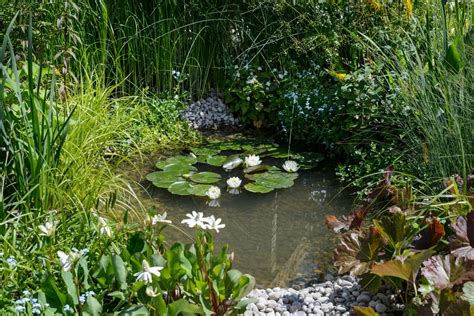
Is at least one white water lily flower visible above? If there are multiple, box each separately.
[152,212,172,225]
[146,286,160,297]
[57,250,81,272]
[206,186,221,200]
[181,211,207,229]
[226,177,242,188]
[98,217,112,237]
[38,221,57,237]
[282,160,299,173]
[204,215,225,233]
[134,260,163,284]
[245,154,261,167]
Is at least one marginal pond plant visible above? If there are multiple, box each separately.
[326,169,474,315]
[146,140,323,201]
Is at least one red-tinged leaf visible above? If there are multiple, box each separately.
[452,268,474,286]
[325,215,347,233]
[334,227,384,276]
[348,207,368,229]
[421,255,467,290]
[352,306,380,316]
[449,213,474,260]
[372,249,434,282]
[412,217,446,250]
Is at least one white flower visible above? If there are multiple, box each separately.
[282,160,299,173]
[206,186,221,200]
[57,251,80,272]
[134,260,163,284]
[181,211,207,228]
[146,286,159,297]
[98,217,112,237]
[152,212,172,225]
[38,221,57,237]
[245,154,261,167]
[204,215,225,233]
[226,177,242,188]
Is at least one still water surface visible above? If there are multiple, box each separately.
[140,163,352,288]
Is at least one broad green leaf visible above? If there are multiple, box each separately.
[169,299,203,315]
[190,172,221,184]
[115,305,149,315]
[61,270,78,305]
[244,183,274,193]
[41,273,67,306]
[163,163,197,174]
[112,255,127,290]
[191,147,220,156]
[371,249,434,282]
[373,212,406,248]
[243,164,270,174]
[108,291,126,300]
[168,181,193,195]
[206,155,227,166]
[84,296,102,316]
[188,184,212,196]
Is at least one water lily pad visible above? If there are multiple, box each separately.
[188,184,212,196]
[163,163,197,174]
[244,183,274,193]
[190,172,221,184]
[168,181,193,195]
[206,155,227,167]
[191,147,220,157]
[247,171,297,189]
[155,160,170,170]
[167,155,197,165]
[223,155,243,170]
[146,171,184,188]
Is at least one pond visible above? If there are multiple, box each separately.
[138,156,353,288]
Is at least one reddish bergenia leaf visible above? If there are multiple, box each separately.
[334,227,384,276]
[420,255,466,290]
[449,212,474,260]
[412,217,446,250]
[325,215,347,233]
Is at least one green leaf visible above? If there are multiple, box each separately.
[115,305,149,315]
[127,232,145,254]
[243,164,270,174]
[168,181,193,195]
[244,183,274,193]
[84,296,102,316]
[61,270,78,305]
[41,273,67,307]
[206,155,227,166]
[163,163,197,174]
[108,291,126,301]
[112,255,127,290]
[371,249,435,282]
[373,212,407,248]
[188,184,212,196]
[191,147,220,156]
[190,172,221,184]
[169,299,203,315]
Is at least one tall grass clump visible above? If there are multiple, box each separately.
[364,2,473,183]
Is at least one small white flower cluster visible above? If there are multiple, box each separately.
[181,211,225,233]
[134,259,164,284]
[57,248,88,272]
[38,221,58,237]
[14,291,48,314]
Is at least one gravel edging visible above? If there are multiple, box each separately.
[181,95,240,130]
[242,275,404,316]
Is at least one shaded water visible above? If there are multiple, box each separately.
[139,162,352,288]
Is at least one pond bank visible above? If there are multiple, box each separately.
[242,275,403,315]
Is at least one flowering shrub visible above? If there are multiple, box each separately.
[0,210,254,315]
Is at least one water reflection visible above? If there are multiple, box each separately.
[141,166,352,288]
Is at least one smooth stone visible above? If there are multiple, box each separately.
[303,296,315,304]
[356,294,371,303]
[375,303,387,313]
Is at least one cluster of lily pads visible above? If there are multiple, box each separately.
[145,140,322,201]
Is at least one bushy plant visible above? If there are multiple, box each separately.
[326,170,474,314]
[0,210,254,315]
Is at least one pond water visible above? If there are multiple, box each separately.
[139,160,352,288]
